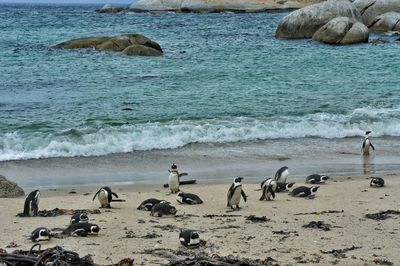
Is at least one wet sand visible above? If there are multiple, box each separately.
[1,174,399,265]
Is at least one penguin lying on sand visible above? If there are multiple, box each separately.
[70,212,89,224]
[63,223,100,237]
[370,177,384,187]
[276,182,295,193]
[22,190,40,217]
[137,198,167,211]
[259,178,277,201]
[176,192,203,204]
[150,202,177,217]
[179,229,200,248]
[227,177,247,209]
[92,186,119,208]
[290,186,319,199]
[306,174,329,184]
[31,227,51,242]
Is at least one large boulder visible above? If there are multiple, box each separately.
[129,0,323,13]
[0,175,24,198]
[54,34,163,56]
[276,0,361,39]
[353,0,400,26]
[122,44,163,56]
[368,11,400,32]
[312,17,369,44]
[96,4,126,13]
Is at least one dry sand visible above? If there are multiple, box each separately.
[1,174,399,265]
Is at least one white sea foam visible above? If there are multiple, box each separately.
[1,109,400,161]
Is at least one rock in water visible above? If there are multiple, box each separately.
[312,17,369,44]
[0,175,25,198]
[353,0,400,26]
[368,12,400,32]
[276,0,361,39]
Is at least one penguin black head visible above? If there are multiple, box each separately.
[234,177,243,183]
[365,131,372,136]
[31,227,51,242]
[321,175,329,182]
[311,186,320,193]
[171,163,177,170]
[90,225,100,234]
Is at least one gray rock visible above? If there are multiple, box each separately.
[276,0,361,39]
[54,34,163,56]
[354,0,400,26]
[122,44,163,56]
[369,11,400,32]
[312,17,369,44]
[129,0,323,13]
[0,175,25,198]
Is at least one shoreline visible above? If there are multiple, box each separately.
[1,174,399,265]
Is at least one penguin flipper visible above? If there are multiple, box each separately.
[362,139,366,149]
[268,187,276,199]
[370,143,375,150]
[92,190,100,201]
[241,190,247,202]
[112,192,119,199]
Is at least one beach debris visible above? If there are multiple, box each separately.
[372,258,394,265]
[295,210,344,216]
[203,214,242,218]
[18,208,100,217]
[320,245,361,258]
[124,230,162,239]
[153,224,179,231]
[303,221,331,231]
[5,242,19,248]
[370,177,385,187]
[246,215,270,223]
[365,210,400,221]
[0,244,133,265]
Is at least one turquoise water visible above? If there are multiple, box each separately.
[1,3,400,161]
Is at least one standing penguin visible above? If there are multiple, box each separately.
[179,229,200,248]
[92,186,119,208]
[227,177,247,209]
[23,190,40,217]
[260,178,277,201]
[168,163,188,193]
[362,131,375,155]
[274,166,289,183]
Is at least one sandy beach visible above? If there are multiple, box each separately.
[1,173,399,265]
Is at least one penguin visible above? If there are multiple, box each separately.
[276,182,295,193]
[274,166,289,183]
[168,163,188,194]
[92,186,119,208]
[290,186,319,198]
[362,131,375,155]
[31,227,51,242]
[306,174,329,184]
[227,177,247,209]
[70,212,89,224]
[63,223,100,237]
[150,202,177,217]
[260,178,277,201]
[179,229,200,248]
[23,190,40,217]
[176,192,203,204]
[137,198,167,211]
[370,177,384,187]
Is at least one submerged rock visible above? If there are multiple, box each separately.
[0,175,25,198]
[54,34,163,56]
[129,0,323,13]
[276,0,361,39]
[312,17,369,44]
[96,4,126,13]
[353,0,400,26]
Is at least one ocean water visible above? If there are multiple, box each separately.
[1,4,400,187]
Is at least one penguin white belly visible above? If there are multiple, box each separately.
[363,140,371,155]
[169,172,179,193]
[230,187,242,206]
[99,190,109,206]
